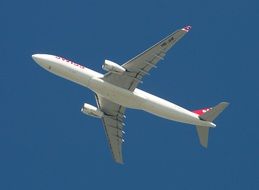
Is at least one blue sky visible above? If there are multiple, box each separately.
[1,0,259,189]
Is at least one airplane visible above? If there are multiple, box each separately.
[32,26,229,164]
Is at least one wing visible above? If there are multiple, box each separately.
[102,26,191,91]
[95,94,126,164]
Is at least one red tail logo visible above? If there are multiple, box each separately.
[192,108,212,116]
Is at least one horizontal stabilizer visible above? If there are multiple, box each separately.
[196,126,209,148]
[199,102,229,122]
[196,102,229,148]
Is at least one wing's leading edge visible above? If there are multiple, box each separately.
[94,26,191,163]
[102,26,191,91]
[95,94,126,164]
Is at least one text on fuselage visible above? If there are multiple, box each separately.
[56,56,85,69]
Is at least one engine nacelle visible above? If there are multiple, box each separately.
[81,103,104,118]
[102,60,126,74]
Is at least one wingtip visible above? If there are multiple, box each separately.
[181,25,192,32]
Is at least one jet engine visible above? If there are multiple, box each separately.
[102,60,126,74]
[81,103,104,118]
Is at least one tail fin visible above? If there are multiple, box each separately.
[195,102,229,148]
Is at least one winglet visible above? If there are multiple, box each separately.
[181,25,192,32]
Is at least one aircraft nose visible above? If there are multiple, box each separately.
[32,54,51,69]
[32,54,44,63]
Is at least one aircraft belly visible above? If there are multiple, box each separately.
[89,78,145,109]
[88,78,212,127]
[135,90,211,127]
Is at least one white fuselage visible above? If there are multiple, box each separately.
[32,54,215,127]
